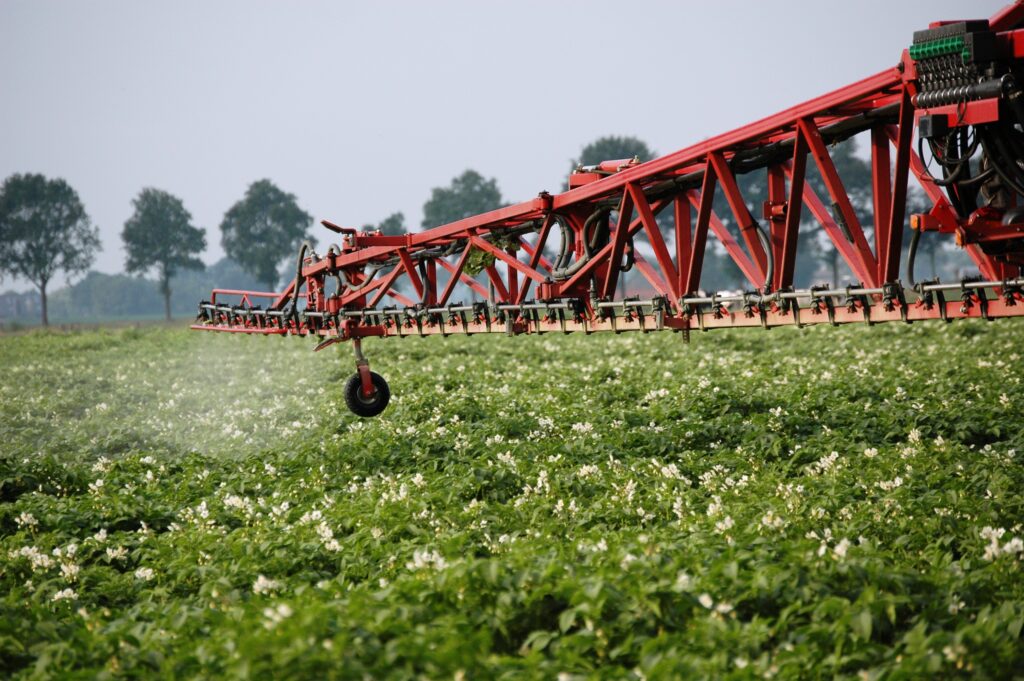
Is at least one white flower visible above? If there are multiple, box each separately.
[88,479,105,494]
[411,473,425,487]
[908,428,921,444]
[698,593,714,609]
[943,643,966,664]
[406,549,448,571]
[981,526,1009,561]
[980,526,1006,542]
[714,516,734,534]
[1003,537,1024,555]
[833,538,851,559]
[761,510,785,530]
[60,563,80,582]
[877,476,903,492]
[106,546,128,561]
[52,588,78,602]
[577,464,599,478]
[675,571,692,591]
[15,512,38,528]
[253,574,282,594]
[863,447,878,458]
[643,388,669,401]
[9,545,54,570]
[571,422,594,435]
[134,567,155,581]
[262,602,293,629]
[808,451,839,475]
[92,528,108,543]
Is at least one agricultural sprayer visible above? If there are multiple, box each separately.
[195,3,1024,417]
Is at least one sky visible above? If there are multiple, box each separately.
[0,0,1006,291]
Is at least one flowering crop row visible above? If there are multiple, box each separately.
[0,321,1022,678]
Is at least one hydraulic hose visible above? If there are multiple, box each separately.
[292,240,315,310]
[755,223,775,292]
[906,227,921,289]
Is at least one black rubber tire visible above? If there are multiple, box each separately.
[344,371,391,417]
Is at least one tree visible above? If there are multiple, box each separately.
[565,135,657,194]
[805,139,872,287]
[220,180,313,291]
[571,135,655,171]
[362,212,406,236]
[122,188,207,321]
[422,171,503,230]
[0,173,100,326]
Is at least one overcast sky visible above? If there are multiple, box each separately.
[0,0,1005,291]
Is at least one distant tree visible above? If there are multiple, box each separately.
[805,139,872,287]
[0,173,100,326]
[122,188,207,321]
[571,135,655,171]
[220,180,313,291]
[362,212,406,236]
[422,170,503,230]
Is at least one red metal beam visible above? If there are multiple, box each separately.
[602,190,635,298]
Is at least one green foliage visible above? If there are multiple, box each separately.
[0,174,100,326]
[464,232,520,277]
[422,170,503,230]
[220,180,314,291]
[1,321,1023,677]
[122,188,206,320]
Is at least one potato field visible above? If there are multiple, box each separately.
[1,322,1023,679]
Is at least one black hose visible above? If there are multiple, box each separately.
[553,216,574,272]
[583,208,610,257]
[551,209,609,281]
[980,129,1024,196]
[906,227,921,289]
[292,240,315,310]
[755,223,775,292]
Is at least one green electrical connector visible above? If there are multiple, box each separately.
[909,35,966,61]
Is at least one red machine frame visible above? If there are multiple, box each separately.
[194,3,1024,416]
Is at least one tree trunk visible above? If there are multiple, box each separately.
[39,281,48,327]
[161,269,172,321]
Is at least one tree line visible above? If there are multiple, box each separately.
[1,135,968,326]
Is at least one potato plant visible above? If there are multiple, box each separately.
[1,321,1022,678]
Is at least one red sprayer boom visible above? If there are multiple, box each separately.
[195,3,1024,416]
